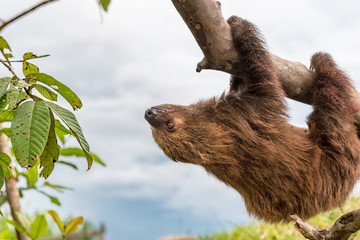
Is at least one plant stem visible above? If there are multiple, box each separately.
[0,125,26,240]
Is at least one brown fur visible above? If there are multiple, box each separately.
[144,16,360,223]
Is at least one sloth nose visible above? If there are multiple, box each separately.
[145,108,155,118]
[145,107,161,128]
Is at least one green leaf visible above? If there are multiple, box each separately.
[5,219,28,235]
[0,128,11,138]
[0,153,10,166]
[57,160,78,170]
[0,195,7,207]
[30,215,47,239]
[99,0,111,11]
[27,162,39,186]
[48,210,64,232]
[3,53,13,59]
[7,84,21,109]
[55,120,72,135]
[23,52,37,60]
[44,181,72,192]
[11,101,51,168]
[45,102,92,169]
[40,112,60,179]
[23,61,39,77]
[61,148,105,166]
[0,152,12,179]
[0,37,11,51]
[49,195,60,206]
[0,77,11,98]
[64,216,83,234]
[0,109,14,123]
[0,95,8,112]
[54,119,72,144]
[23,52,50,60]
[15,79,32,89]
[30,73,82,110]
[35,84,57,101]
[15,212,31,232]
[38,190,61,206]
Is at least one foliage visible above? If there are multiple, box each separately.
[4,211,94,240]
[0,37,94,176]
[0,1,110,238]
[200,196,360,240]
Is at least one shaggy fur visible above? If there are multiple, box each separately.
[144,16,360,223]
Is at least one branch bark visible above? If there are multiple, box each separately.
[0,129,26,240]
[291,210,360,240]
[171,0,360,125]
[0,0,58,33]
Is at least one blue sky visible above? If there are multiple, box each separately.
[1,0,360,239]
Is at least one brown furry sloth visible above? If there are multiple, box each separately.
[144,16,360,223]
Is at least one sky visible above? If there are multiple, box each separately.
[1,0,360,239]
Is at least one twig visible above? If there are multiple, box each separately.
[291,210,360,240]
[0,0,59,32]
[0,54,51,63]
[0,58,16,76]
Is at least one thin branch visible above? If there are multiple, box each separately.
[0,54,51,63]
[0,58,16,76]
[291,210,360,240]
[0,0,59,33]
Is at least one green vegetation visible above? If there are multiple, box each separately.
[200,196,360,240]
[0,1,111,239]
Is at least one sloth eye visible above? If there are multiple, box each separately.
[165,121,175,131]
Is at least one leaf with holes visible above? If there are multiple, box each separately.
[30,73,82,110]
[35,84,58,101]
[23,61,39,77]
[45,102,92,169]
[7,84,21,109]
[40,112,60,179]
[11,101,51,168]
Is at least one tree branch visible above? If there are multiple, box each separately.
[291,210,360,240]
[170,0,360,125]
[0,0,59,33]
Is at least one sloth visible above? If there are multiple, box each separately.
[145,16,360,222]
